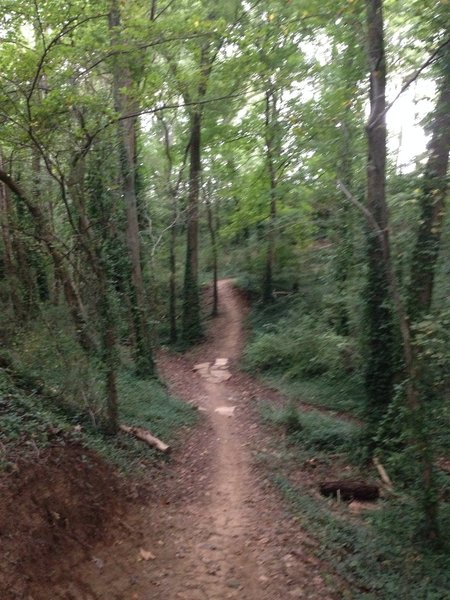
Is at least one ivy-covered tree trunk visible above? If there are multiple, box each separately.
[363,0,395,452]
[109,0,155,377]
[404,44,450,543]
[0,175,22,318]
[67,158,121,434]
[169,215,178,343]
[262,88,278,304]
[182,109,203,342]
[206,192,218,317]
[407,53,450,320]
[181,41,216,344]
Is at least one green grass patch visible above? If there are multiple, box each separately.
[263,374,365,417]
[260,402,360,454]
[117,372,196,440]
[0,366,197,473]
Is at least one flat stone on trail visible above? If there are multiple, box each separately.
[214,406,236,417]
[209,368,232,382]
[193,358,232,383]
[193,362,211,371]
[214,358,229,368]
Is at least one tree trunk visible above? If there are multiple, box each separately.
[0,167,97,354]
[169,218,178,343]
[363,0,395,451]
[32,144,49,303]
[364,0,440,541]
[407,56,450,320]
[405,43,450,543]
[0,176,22,317]
[159,115,179,344]
[109,0,155,377]
[262,89,278,304]
[206,194,218,317]
[181,40,218,344]
[182,109,203,342]
[67,160,120,434]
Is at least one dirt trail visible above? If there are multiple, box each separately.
[63,280,340,600]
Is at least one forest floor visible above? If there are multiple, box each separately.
[3,279,351,599]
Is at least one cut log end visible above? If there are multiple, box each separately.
[320,480,380,502]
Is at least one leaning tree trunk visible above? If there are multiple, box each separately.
[0,167,97,354]
[109,0,155,377]
[363,0,395,452]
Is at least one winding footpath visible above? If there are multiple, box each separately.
[65,280,340,600]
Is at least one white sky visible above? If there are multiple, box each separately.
[386,78,435,172]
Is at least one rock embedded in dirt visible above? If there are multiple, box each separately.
[214,358,229,368]
[193,358,232,383]
[214,406,236,416]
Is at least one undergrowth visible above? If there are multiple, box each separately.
[259,401,450,598]
[260,402,359,454]
[276,476,450,599]
[241,290,365,417]
[0,365,197,473]
[263,374,365,417]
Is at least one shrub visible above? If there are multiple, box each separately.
[261,402,359,453]
[244,313,356,379]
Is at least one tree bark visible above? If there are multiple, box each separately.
[0,176,22,317]
[68,159,120,434]
[169,215,178,343]
[404,43,450,542]
[262,89,278,304]
[109,0,155,377]
[182,108,203,343]
[407,55,450,320]
[364,0,440,541]
[363,0,395,450]
[206,193,218,317]
[180,36,220,344]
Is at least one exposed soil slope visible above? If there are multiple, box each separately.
[0,444,125,600]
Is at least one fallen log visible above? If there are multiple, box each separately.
[120,424,171,454]
[320,480,379,501]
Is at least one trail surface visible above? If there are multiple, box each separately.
[67,280,340,599]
